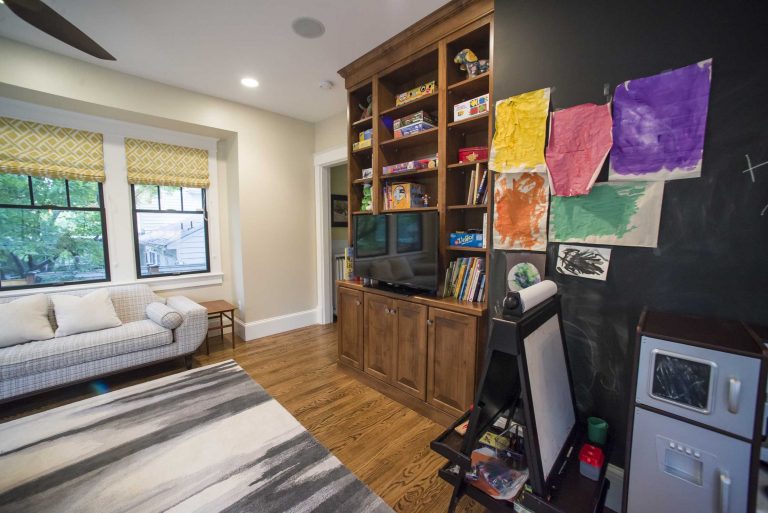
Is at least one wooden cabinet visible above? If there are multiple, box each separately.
[363,293,396,382]
[337,287,364,369]
[338,282,485,424]
[393,300,428,400]
[427,307,477,417]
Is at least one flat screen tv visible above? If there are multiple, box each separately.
[353,211,439,293]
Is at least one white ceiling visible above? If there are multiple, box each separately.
[0,0,450,122]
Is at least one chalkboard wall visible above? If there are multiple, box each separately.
[491,0,768,466]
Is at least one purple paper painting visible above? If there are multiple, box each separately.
[609,59,712,181]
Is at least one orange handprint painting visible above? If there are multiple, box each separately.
[493,172,549,251]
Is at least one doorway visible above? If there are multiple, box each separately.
[313,145,347,325]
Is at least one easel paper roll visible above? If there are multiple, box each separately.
[519,280,558,313]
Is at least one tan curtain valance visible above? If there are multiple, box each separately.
[0,116,105,183]
[125,138,209,188]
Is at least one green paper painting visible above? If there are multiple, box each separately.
[549,182,665,247]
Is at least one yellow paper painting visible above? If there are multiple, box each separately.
[489,88,550,174]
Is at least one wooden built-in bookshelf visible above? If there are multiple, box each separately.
[342,11,494,304]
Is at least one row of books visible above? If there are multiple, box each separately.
[466,165,488,205]
[443,257,486,302]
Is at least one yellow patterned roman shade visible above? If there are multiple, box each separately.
[0,116,105,182]
[125,138,209,188]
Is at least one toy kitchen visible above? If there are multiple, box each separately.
[623,310,768,513]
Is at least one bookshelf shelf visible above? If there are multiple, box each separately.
[380,168,437,181]
[447,72,490,98]
[352,210,372,215]
[447,246,486,253]
[447,204,487,210]
[448,112,489,130]
[381,206,439,214]
[352,177,372,184]
[379,92,439,119]
[352,116,373,127]
[379,126,439,150]
[352,145,373,155]
[448,159,489,169]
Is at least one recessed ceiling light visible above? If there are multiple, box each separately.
[240,77,259,88]
[292,17,325,39]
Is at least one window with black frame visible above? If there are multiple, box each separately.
[131,184,209,278]
[0,175,109,289]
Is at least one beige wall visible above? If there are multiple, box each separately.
[0,38,315,327]
[314,111,347,153]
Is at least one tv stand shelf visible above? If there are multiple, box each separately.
[337,280,487,426]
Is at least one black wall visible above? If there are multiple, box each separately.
[491,0,768,466]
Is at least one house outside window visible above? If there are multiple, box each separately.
[131,184,209,278]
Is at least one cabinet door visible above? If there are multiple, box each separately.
[337,287,363,369]
[427,307,477,417]
[364,293,396,382]
[393,300,428,400]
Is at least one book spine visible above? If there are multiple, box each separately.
[476,168,488,204]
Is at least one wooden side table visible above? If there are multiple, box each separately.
[199,300,236,355]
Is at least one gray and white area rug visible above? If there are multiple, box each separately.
[0,360,393,513]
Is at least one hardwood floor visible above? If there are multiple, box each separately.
[0,323,483,513]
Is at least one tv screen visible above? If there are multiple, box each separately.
[353,212,439,292]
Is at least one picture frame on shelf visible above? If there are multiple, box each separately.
[331,194,349,227]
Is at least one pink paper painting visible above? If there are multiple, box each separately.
[545,103,613,196]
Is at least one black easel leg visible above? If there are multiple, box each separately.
[447,470,466,513]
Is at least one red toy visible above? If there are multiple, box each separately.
[578,443,604,481]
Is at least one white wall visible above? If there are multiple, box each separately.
[0,38,316,336]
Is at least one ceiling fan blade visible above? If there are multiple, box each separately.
[4,0,116,60]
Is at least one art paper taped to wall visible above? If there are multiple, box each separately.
[489,88,550,174]
[549,181,664,247]
[494,172,549,251]
[506,252,547,291]
[556,245,611,281]
[609,59,712,181]
[546,103,613,196]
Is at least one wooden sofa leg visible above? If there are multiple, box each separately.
[183,354,194,370]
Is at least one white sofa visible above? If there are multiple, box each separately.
[0,284,208,402]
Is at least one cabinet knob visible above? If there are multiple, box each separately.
[427,319,434,325]
[355,300,361,306]
[391,308,397,315]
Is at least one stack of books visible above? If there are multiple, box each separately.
[443,257,486,302]
[466,165,488,205]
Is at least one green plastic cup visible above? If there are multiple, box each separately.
[587,416,608,445]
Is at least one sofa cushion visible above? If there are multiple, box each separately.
[146,302,183,329]
[0,294,54,348]
[0,320,173,380]
[52,289,123,337]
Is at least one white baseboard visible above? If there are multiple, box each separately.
[234,308,319,341]
[605,463,624,512]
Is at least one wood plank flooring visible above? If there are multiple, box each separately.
[0,323,483,513]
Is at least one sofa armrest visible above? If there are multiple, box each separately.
[166,296,208,354]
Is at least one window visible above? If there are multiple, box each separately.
[0,175,109,289]
[131,184,209,278]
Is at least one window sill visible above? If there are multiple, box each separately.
[0,272,224,299]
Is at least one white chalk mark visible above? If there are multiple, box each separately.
[762,203,768,217]
[741,154,768,182]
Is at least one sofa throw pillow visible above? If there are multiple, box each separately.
[146,302,183,330]
[0,294,55,348]
[52,289,122,337]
